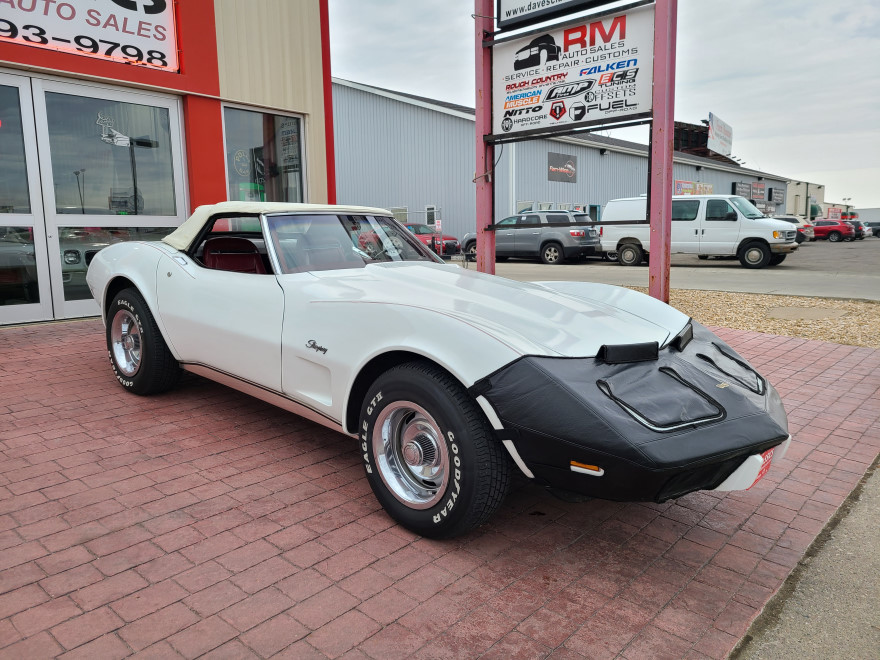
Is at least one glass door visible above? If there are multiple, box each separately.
[0,73,53,324]
[31,78,187,319]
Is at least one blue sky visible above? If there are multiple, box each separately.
[329,0,880,208]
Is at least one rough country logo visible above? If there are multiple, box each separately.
[550,101,566,121]
[501,117,514,132]
[110,0,168,13]
[544,80,595,101]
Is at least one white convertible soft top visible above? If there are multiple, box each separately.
[162,201,394,251]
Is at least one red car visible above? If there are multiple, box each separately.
[812,220,855,242]
[404,223,460,256]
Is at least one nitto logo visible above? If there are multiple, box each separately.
[544,80,595,101]
[550,101,566,120]
[504,105,543,118]
[110,0,167,14]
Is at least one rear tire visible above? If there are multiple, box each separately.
[828,231,842,242]
[359,362,511,539]
[540,242,564,265]
[617,243,644,266]
[738,241,771,269]
[106,288,180,395]
[698,255,709,260]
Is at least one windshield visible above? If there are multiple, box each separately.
[266,214,442,274]
[407,224,436,235]
[729,196,765,219]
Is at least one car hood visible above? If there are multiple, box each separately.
[303,262,688,357]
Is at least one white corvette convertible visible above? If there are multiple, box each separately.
[87,202,791,538]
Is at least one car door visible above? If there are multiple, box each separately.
[701,199,741,255]
[513,213,543,257]
[495,216,518,256]
[671,200,701,254]
[156,216,284,391]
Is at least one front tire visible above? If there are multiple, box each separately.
[360,362,511,539]
[106,288,180,395]
[768,254,787,266]
[738,241,771,269]
[617,243,644,266]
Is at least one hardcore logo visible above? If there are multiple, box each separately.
[544,80,595,101]
[550,101,566,120]
[501,117,514,132]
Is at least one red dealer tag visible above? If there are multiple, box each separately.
[748,447,775,489]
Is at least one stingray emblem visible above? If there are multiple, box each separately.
[306,340,328,354]
[716,382,730,389]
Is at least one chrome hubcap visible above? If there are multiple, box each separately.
[110,309,142,377]
[746,248,763,264]
[372,402,448,509]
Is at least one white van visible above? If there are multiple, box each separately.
[599,195,799,268]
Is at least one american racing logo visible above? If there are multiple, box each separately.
[580,58,637,77]
[550,101,566,120]
[504,90,542,109]
[544,80,595,101]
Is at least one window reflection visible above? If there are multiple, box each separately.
[0,86,31,214]
[59,226,173,300]
[0,227,38,306]
[45,93,176,216]
[224,108,303,203]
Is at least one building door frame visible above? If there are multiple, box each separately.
[0,71,53,325]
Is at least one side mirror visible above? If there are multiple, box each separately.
[725,211,738,221]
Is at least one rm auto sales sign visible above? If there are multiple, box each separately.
[492,5,654,138]
[0,0,178,71]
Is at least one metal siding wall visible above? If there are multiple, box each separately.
[334,83,791,235]
[333,85,478,241]
[510,140,648,219]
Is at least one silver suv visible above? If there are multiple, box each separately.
[462,211,600,265]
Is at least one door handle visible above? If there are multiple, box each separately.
[532,232,540,235]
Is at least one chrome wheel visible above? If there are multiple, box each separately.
[372,401,449,509]
[110,309,142,377]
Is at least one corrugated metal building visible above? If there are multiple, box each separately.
[333,78,790,242]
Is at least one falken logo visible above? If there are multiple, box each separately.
[544,80,595,101]
[549,100,566,120]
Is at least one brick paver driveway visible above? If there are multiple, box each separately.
[1,319,878,659]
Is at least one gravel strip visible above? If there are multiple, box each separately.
[627,289,880,349]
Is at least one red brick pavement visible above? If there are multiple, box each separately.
[0,319,878,659]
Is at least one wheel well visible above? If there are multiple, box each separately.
[736,238,769,256]
[104,277,138,316]
[541,239,563,249]
[345,351,466,435]
[616,239,642,251]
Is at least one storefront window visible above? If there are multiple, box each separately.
[0,86,31,214]
[0,227,38,306]
[224,108,304,203]
[44,93,177,216]
[58,226,173,300]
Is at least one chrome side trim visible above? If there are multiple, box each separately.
[181,363,353,437]
[501,440,535,479]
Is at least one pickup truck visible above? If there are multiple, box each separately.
[599,195,799,268]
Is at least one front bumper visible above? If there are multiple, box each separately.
[472,322,790,502]
[771,242,799,254]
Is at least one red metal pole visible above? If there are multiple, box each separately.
[475,0,495,274]
[648,0,677,302]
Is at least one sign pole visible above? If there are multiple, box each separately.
[647,0,677,302]
[475,0,495,274]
